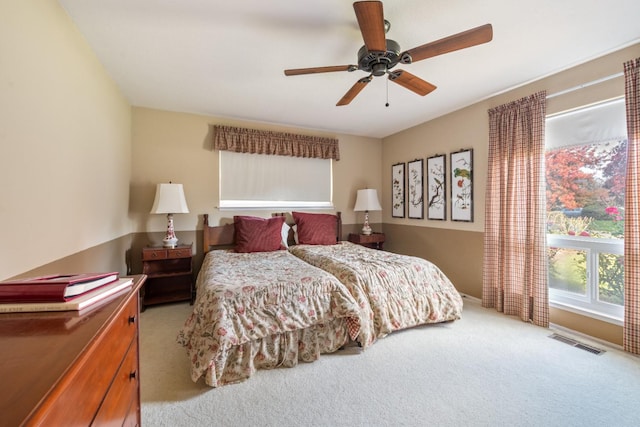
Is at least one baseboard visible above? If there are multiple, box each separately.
[459,293,481,304]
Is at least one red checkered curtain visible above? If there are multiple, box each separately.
[624,58,640,354]
[484,92,549,327]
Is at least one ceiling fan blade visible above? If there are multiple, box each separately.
[402,24,493,63]
[336,76,372,106]
[284,65,355,76]
[353,1,386,52]
[388,70,436,96]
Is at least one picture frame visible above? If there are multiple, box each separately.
[391,162,405,218]
[427,154,446,220]
[407,159,424,219]
[450,149,473,222]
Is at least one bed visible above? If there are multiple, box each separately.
[176,214,363,387]
[286,211,463,347]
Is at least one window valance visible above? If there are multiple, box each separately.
[213,125,340,161]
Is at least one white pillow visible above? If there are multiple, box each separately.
[281,223,290,248]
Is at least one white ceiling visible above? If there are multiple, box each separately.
[58,0,640,138]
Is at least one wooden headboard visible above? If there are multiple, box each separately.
[203,214,234,253]
[203,212,343,253]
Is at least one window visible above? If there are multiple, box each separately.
[545,98,627,323]
[219,151,333,209]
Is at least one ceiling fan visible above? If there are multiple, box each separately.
[284,1,493,106]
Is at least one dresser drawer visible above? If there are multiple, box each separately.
[92,337,139,426]
[168,247,191,259]
[32,295,139,426]
[142,248,168,260]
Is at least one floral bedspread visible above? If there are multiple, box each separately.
[289,242,463,347]
[176,249,362,387]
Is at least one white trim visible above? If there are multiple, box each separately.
[459,293,481,304]
[546,73,624,99]
[550,300,623,326]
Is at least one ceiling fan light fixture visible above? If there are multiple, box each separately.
[357,38,401,75]
[372,62,387,76]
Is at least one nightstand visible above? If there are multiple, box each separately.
[141,244,193,310]
[348,232,385,250]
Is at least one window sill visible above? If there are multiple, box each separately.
[550,300,623,326]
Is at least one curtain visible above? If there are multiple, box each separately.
[623,58,640,354]
[483,91,549,327]
[213,125,340,160]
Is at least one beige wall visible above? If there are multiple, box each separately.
[0,1,132,280]
[381,43,640,345]
[130,107,383,260]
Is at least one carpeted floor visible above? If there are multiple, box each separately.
[139,298,640,427]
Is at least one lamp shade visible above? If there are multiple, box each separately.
[353,189,382,212]
[150,183,190,214]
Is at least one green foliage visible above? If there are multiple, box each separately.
[598,253,624,305]
[591,219,624,239]
[581,203,610,220]
[548,248,586,294]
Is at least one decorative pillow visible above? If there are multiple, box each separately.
[292,212,338,245]
[281,222,290,248]
[234,215,286,253]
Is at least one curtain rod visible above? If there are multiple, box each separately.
[547,72,624,99]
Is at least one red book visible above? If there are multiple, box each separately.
[0,272,119,303]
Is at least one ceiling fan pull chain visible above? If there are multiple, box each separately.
[385,77,390,107]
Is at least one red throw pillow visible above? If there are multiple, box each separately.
[292,212,337,245]
[234,215,286,253]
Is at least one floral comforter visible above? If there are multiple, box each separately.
[176,249,362,387]
[289,242,463,347]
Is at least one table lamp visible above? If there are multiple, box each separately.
[354,188,382,235]
[150,182,190,248]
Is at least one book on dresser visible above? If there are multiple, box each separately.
[0,277,134,313]
[0,272,119,302]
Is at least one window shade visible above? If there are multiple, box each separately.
[219,151,333,209]
[546,98,627,149]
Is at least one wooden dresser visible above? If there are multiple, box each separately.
[0,275,145,427]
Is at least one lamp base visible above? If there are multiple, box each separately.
[162,237,178,248]
[163,213,179,248]
[361,210,372,235]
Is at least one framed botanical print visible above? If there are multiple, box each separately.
[427,154,446,220]
[407,159,424,219]
[391,162,405,218]
[450,149,473,222]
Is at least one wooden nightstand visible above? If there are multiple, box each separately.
[348,232,385,250]
[141,244,193,310]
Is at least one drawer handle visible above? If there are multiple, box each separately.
[128,315,136,325]
[129,371,137,380]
